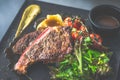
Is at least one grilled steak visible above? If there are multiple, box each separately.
[12,30,42,54]
[14,26,73,74]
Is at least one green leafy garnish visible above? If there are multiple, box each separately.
[50,37,112,80]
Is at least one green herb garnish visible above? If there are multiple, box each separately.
[50,37,112,80]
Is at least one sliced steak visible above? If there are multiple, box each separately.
[14,26,73,74]
[12,30,42,54]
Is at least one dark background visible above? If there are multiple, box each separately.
[0,0,120,41]
[0,0,120,80]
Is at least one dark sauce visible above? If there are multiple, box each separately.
[95,15,119,29]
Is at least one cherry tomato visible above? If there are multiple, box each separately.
[73,18,81,30]
[90,33,102,44]
[80,26,86,32]
[64,17,72,27]
[71,31,79,40]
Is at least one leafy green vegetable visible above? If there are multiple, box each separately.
[49,36,112,80]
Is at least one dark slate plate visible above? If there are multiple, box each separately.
[0,0,120,80]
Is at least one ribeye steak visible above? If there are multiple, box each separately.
[14,26,73,74]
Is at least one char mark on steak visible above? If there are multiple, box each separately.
[14,26,73,74]
[12,30,42,54]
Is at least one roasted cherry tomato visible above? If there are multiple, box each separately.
[73,18,82,30]
[79,26,86,32]
[64,17,72,27]
[71,31,79,40]
[90,33,102,44]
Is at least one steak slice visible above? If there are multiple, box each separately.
[14,26,73,74]
[12,30,42,54]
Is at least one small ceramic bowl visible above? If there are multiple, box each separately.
[89,5,120,36]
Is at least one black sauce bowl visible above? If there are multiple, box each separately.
[89,5,120,36]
